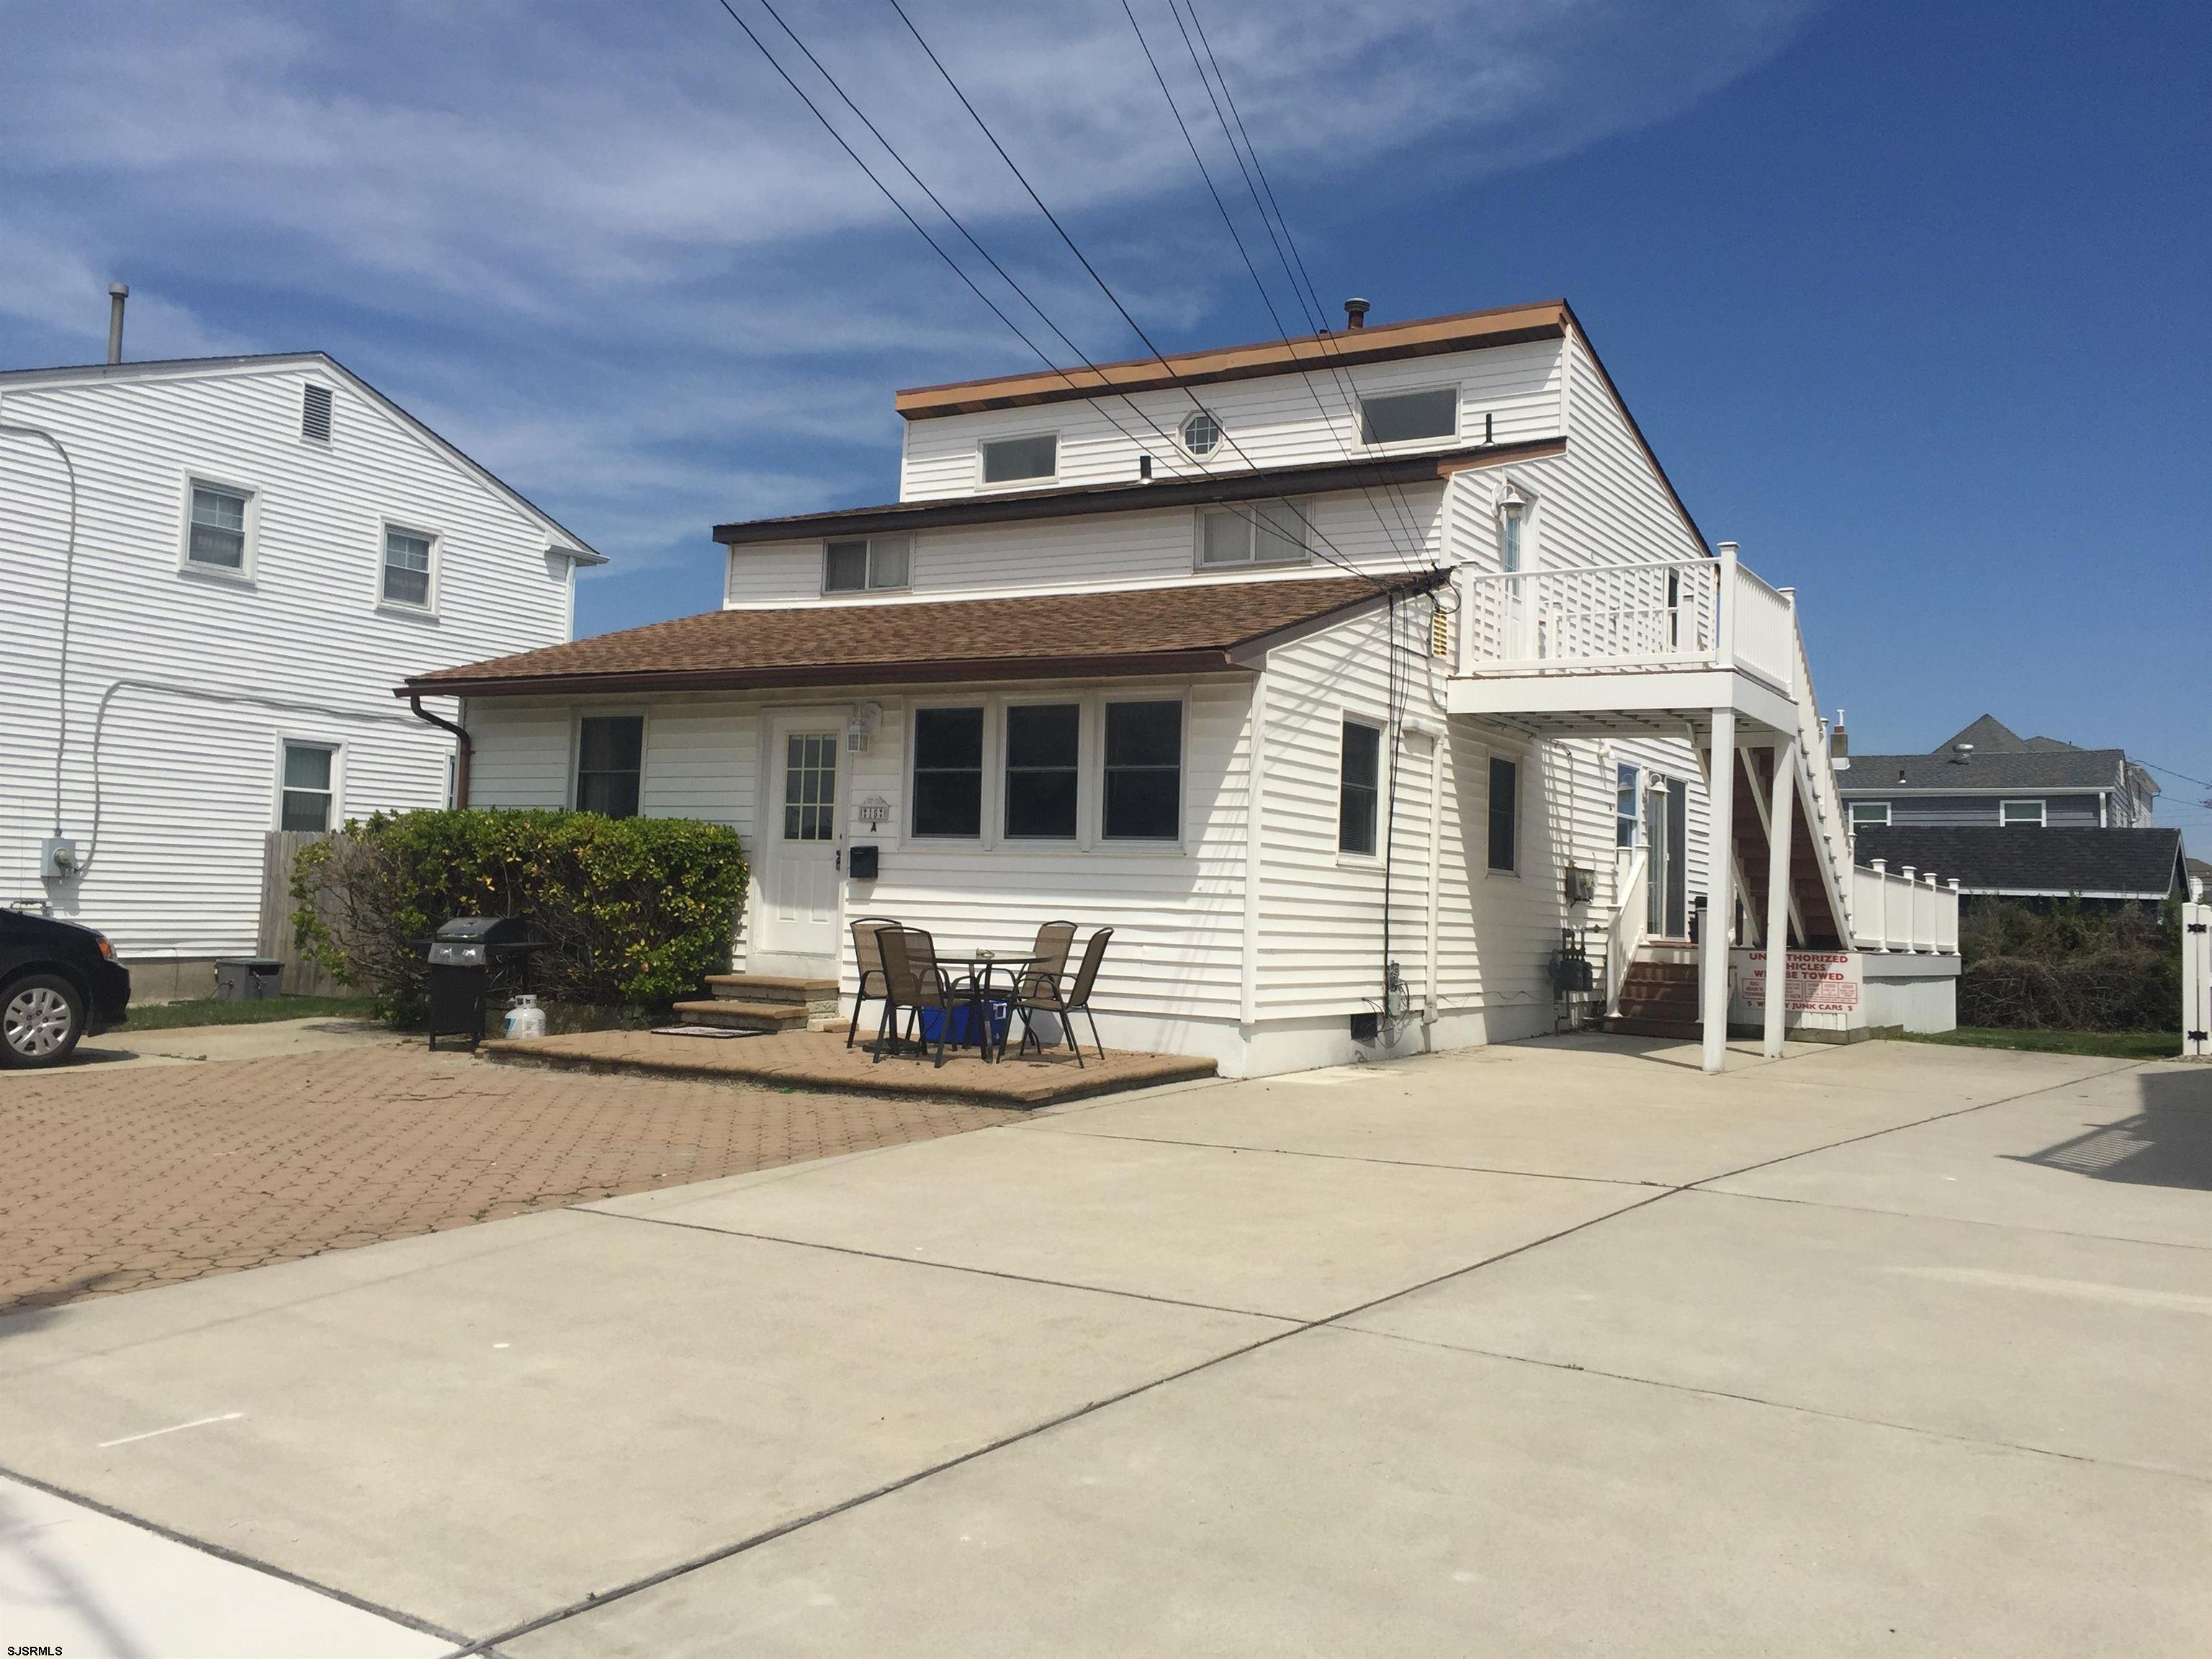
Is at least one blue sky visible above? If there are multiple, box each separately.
[4,0,2206,838]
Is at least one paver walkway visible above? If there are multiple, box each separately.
[0,1040,1015,1314]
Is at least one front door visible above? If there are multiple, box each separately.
[1646,778,1690,938]
[757,715,843,963]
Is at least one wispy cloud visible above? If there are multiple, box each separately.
[0,0,1822,628]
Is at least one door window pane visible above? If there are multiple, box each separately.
[783,733,838,840]
[912,707,984,837]
[1004,703,1079,839]
[576,715,644,817]
[1616,763,1640,848]
[1359,387,1457,445]
[1487,756,1518,871]
[981,434,1057,483]
[382,527,433,607]
[1339,721,1380,855]
[1103,701,1181,841]
[188,485,248,568]
[279,743,334,832]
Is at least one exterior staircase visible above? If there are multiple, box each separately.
[1605,946,1701,1040]
[670,974,840,1033]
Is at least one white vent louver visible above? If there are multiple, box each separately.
[302,383,333,442]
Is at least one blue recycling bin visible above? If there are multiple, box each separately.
[917,999,1008,1049]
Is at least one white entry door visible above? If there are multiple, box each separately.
[757,715,843,963]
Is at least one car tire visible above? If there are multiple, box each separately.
[1,973,84,1069]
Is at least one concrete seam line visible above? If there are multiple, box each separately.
[1682,1184,2212,1254]
[1326,1326,2212,1485]
[449,1190,1678,1654]
[1023,1124,1672,1188]
[1683,1062,2157,1191]
[0,1461,472,1647]
[569,1204,1296,1322]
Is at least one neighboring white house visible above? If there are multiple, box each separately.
[409,300,1957,1076]
[1,350,603,995]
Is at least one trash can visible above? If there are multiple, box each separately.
[425,917,541,1051]
[215,957,284,1001]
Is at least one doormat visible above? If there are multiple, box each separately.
[650,1025,767,1040]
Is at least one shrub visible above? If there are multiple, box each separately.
[1955,896,2180,1032]
[293,809,749,1024]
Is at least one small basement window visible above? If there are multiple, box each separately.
[1339,720,1381,856]
[280,743,336,832]
[576,715,644,817]
[912,707,985,837]
[302,383,333,442]
[1359,387,1457,446]
[1849,800,1891,829]
[1487,755,1519,872]
[981,433,1058,484]
[822,534,910,593]
[186,482,250,570]
[1200,499,1308,567]
[1004,703,1080,840]
[1102,700,1182,841]
[382,526,434,608]
[2001,799,2046,827]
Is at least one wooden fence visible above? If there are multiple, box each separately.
[256,830,347,997]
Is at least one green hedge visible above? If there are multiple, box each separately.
[293,809,749,1023]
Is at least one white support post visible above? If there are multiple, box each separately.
[1716,541,1740,670]
[1763,737,1797,1058]
[1701,704,1737,1074]
[1870,858,1887,951]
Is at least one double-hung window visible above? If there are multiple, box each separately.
[2001,799,2046,827]
[1616,763,1640,848]
[1004,704,1079,839]
[1200,499,1308,568]
[1487,755,1519,872]
[981,434,1057,485]
[1102,701,1182,842]
[576,715,644,817]
[1849,800,1891,830]
[822,534,910,593]
[382,526,434,608]
[1339,720,1380,855]
[186,482,250,571]
[279,742,336,832]
[1359,387,1457,445]
[912,707,985,837]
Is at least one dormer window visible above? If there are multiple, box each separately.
[823,534,910,594]
[1359,387,1457,445]
[981,433,1057,485]
[1179,410,1220,458]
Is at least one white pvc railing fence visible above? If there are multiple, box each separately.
[1851,860,1961,953]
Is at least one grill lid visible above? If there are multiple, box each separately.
[433,915,532,943]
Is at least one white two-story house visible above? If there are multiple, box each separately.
[2,349,601,996]
[410,300,1956,1075]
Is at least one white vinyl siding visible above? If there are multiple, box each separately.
[0,360,577,958]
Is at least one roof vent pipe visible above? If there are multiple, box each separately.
[106,284,128,364]
[1343,297,1370,330]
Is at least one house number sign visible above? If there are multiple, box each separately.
[855,795,892,829]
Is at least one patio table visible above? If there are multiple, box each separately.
[938,951,1046,1063]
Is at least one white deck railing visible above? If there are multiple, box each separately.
[1455,544,1794,692]
[1851,860,1961,953]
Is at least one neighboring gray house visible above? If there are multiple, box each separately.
[1838,715,2157,832]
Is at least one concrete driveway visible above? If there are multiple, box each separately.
[2,1037,2207,1656]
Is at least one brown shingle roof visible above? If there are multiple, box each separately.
[403,572,1444,699]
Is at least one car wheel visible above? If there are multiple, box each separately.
[1,974,84,1069]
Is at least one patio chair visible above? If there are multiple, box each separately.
[873,927,963,1068]
[1011,927,1112,1067]
[845,917,902,1048]
[1015,920,1078,1004]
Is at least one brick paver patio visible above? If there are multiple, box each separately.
[0,1041,1017,1315]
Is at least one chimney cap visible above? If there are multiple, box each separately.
[108,282,130,297]
[1343,297,1370,329]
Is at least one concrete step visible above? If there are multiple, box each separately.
[670,998,811,1033]
[702,974,839,1015]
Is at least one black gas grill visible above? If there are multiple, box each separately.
[425,916,541,1051]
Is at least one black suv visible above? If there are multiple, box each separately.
[1,908,132,1069]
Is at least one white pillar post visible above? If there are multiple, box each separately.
[1701,704,1737,1074]
[1763,737,1797,1058]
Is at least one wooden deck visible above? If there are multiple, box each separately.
[479,1027,1218,1107]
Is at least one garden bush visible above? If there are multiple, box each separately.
[1955,897,2180,1033]
[293,809,749,1024]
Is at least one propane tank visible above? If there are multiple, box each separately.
[503,994,547,1040]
